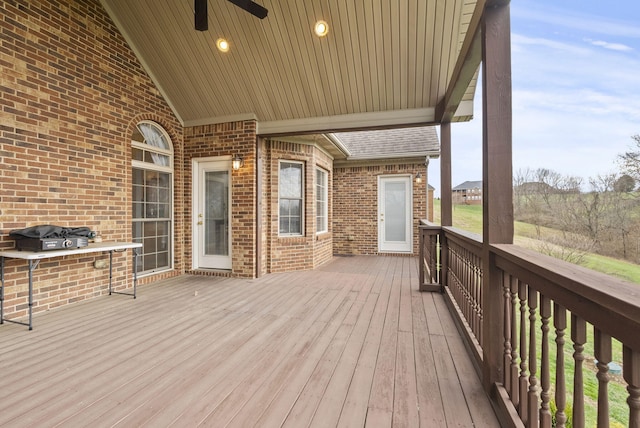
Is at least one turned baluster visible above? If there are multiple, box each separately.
[623,346,640,428]
[539,295,551,427]
[527,287,539,428]
[503,271,512,392]
[571,314,586,428]
[554,304,567,428]
[475,259,482,344]
[510,276,519,407]
[518,280,529,423]
[594,328,611,428]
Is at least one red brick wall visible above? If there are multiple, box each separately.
[183,121,257,277]
[0,0,183,321]
[0,0,434,323]
[265,139,333,273]
[333,163,428,255]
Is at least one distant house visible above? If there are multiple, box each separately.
[453,180,482,205]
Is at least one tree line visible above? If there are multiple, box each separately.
[513,135,640,264]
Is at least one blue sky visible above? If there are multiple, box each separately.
[429,0,640,196]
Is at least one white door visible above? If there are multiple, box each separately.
[378,175,413,253]
[193,159,232,270]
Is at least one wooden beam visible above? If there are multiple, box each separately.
[440,122,452,227]
[436,0,485,123]
[481,0,513,396]
[482,4,513,245]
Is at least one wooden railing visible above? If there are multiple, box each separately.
[444,228,484,363]
[419,223,640,428]
[418,222,441,292]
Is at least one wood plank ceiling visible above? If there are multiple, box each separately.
[100,0,480,134]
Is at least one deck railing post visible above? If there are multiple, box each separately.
[419,225,425,287]
[419,224,443,292]
[481,0,513,396]
[440,231,448,289]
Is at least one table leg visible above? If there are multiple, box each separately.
[28,259,34,330]
[133,248,139,299]
[108,250,113,295]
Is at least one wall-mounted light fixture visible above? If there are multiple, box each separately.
[415,172,422,183]
[232,154,244,170]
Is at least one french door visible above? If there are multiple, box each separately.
[193,158,232,270]
[378,175,413,253]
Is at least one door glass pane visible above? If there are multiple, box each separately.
[204,170,229,256]
[384,181,406,241]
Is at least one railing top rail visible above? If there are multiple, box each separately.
[442,227,483,250]
[419,220,441,228]
[492,243,640,351]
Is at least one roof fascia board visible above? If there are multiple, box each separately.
[347,151,440,161]
[454,100,475,118]
[334,155,439,168]
[325,133,351,157]
[183,113,259,128]
[267,136,336,160]
[256,108,437,136]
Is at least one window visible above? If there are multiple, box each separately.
[132,121,173,274]
[279,161,303,235]
[316,168,328,234]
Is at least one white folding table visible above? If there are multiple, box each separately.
[0,242,142,330]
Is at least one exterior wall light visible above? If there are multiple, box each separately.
[232,154,244,170]
[415,172,422,183]
[314,20,329,37]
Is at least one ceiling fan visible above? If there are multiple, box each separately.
[195,0,268,31]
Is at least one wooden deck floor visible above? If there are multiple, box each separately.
[0,256,498,427]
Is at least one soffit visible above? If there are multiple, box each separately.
[100,0,480,133]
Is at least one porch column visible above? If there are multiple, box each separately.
[440,122,452,226]
[481,0,513,394]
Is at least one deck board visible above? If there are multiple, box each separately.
[0,256,499,427]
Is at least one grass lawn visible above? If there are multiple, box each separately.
[432,199,640,284]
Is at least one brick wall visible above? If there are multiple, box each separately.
[333,163,429,255]
[183,121,257,277]
[0,0,435,322]
[266,139,333,273]
[0,0,183,321]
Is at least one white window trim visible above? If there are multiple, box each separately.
[316,167,328,234]
[131,120,175,276]
[278,160,305,237]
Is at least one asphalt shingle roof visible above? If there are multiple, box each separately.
[453,180,483,191]
[332,127,439,160]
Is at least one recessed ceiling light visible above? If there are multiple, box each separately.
[314,20,328,37]
[216,38,230,52]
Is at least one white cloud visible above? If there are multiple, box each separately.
[588,39,634,52]
[512,2,640,39]
[427,2,640,197]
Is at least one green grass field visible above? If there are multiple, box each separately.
[433,199,640,283]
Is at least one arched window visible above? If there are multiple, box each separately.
[131,121,173,274]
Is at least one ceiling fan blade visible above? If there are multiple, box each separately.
[195,0,208,31]
[227,0,268,19]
